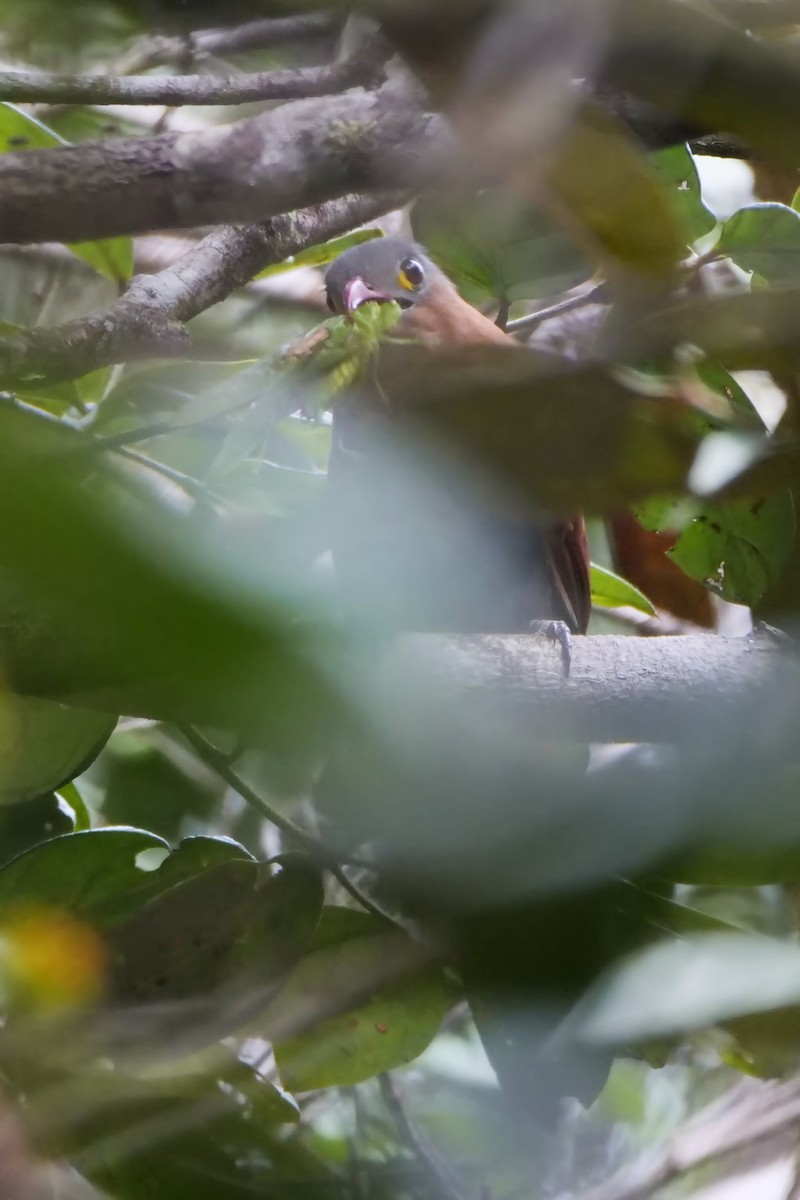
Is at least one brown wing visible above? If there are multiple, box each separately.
[403,281,592,633]
[545,516,592,634]
[330,276,591,633]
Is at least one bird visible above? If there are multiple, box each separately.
[323,234,591,643]
[322,237,604,1128]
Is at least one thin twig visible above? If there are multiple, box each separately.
[114,446,222,503]
[379,1073,468,1200]
[117,12,340,75]
[0,42,388,107]
[86,420,181,451]
[177,724,392,922]
[506,284,606,337]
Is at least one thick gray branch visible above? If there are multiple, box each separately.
[385,632,795,743]
[0,83,448,245]
[0,619,793,741]
[0,191,406,384]
[0,42,387,107]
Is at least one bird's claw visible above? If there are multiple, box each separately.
[529,620,573,678]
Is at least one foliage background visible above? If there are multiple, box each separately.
[2,1,800,1198]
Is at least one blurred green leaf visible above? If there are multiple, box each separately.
[651,144,716,244]
[576,934,800,1046]
[92,359,258,432]
[0,827,169,920]
[413,187,589,306]
[109,853,323,1050]
[274,417,332,471]
[0,792,74,868]
[667,833,800,888]
[667,492,795,606]
[112,860,271,1002]
[716,203,800,284]
[0,102,133,282]
[544,103,686,277]
[271,907,450,1090]
[255,228,381,280]
[0,827,265,933]
[54,1055,308,1199]
[0,403,346,744]
[87,1098,331,1200]
[0,693,116,803]
[590,563,656,614]
[696,363,765,431]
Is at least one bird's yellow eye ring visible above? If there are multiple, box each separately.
[398,257,425,291]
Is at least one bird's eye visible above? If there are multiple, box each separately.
[398,257,425,291]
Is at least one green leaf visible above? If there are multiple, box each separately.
[255,228,382,280]
[545,103,686,277]
[111,854,323,1031]
[413,187,589,306]
[575,934,800,1046]
[0,102,71,150]
[716,203,800,284]
[590,563,656,615]
[696,363,765,431]
[84,1082,323,1200]
[651,144,716,244]
[665,823,800,886]
[273,417,332,471]
[0,827,168,919]
[68,234,134,286]
[0,828,252,930]
[0,103,132,282]
[0,793,75,869]
[56,781,92,831]
[55,1053,304,1198]
[0,694,116,803]
[0,402,346,744]
[668,492,795,606]
[270,908,450,1090]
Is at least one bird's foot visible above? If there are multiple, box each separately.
[529,620,573,679]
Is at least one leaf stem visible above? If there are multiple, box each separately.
[178,724,391,922]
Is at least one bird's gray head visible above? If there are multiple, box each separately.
[324,235,438,316]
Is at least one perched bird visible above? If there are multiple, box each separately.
[324,234,591,639]
[322,238,603,1127]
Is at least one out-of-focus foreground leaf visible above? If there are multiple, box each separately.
[0,692,115,802]
[0,404,349,746]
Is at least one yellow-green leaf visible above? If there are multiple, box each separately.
[590,563,656,615]
[0,103,132,283]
